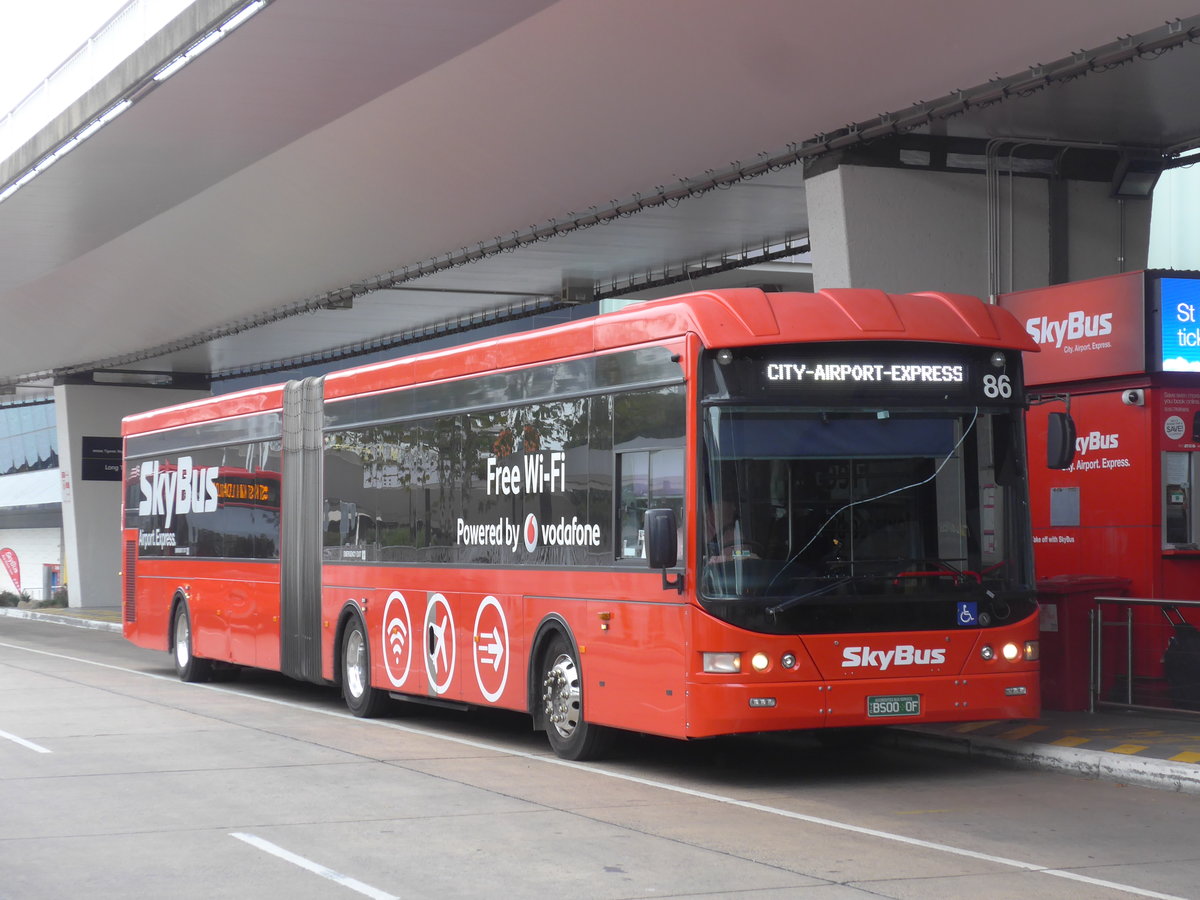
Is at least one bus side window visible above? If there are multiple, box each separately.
[613,385,686,560]
[618,451,650,557]
[616,448,684,559]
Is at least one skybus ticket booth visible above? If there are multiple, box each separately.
[1000,270,1200,710]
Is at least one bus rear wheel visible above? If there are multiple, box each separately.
[341,615,387,718]
[541,634,612,760]
[172,602,212,683]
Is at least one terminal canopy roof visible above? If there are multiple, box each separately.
[0,0,1198,392]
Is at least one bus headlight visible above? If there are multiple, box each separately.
[1001,642,1021,661]
[1024,640,1039,661]
[703,652,741,674]
[750,652,770,672]
[980,645,995,661]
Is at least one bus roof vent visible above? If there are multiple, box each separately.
[816,289,905,333]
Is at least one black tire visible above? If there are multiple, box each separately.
[341,615,387,717]
[540,633,613,760]
[172,602,212,683]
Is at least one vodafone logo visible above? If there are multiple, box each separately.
[522,513,539,552]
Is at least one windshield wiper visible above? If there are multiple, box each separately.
[766,577,856,621]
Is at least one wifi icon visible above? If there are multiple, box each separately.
[387,617,408,662]
[382,591,413,689]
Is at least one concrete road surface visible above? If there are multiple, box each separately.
[1,618,1196,899]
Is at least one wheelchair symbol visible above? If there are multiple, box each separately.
[957,602,978,626]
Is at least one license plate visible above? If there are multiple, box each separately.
[867,694,921,718]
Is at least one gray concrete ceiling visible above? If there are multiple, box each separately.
[1,0,1199,390]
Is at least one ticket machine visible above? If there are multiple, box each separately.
[1000,270,1200,704]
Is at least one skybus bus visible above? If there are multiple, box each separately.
[122,287,1044,759]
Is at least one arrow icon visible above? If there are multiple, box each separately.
[477,628,504,671]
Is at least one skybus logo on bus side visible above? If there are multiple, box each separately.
[137,457,219,527]
[841,644,947,670]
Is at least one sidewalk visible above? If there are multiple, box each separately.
[893,708,1200,794]
[0,605,122,632]
[4,606,1199,793]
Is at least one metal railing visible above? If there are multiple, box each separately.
[1091,595,1200,715]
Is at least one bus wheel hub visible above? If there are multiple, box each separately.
[543,653,580,736]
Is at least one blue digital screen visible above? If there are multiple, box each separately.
[1160,277,1200,371]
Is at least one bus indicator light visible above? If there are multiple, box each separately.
[703,652,741,674]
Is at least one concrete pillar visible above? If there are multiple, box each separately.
[54,383,207,608]
[806,161,1152,297]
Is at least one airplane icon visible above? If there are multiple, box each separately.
[429,613,449,674]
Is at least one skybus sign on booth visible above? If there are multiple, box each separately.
[122,287,1043,760]
[1000,270,1200,711]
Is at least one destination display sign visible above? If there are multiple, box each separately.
[764,362,965,387]
[703,344,1022,405]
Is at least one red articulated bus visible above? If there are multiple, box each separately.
[122,287,1041,759]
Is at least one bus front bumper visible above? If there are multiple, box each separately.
[682,670,1040,738]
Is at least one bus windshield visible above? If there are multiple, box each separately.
[699,404,1035,635]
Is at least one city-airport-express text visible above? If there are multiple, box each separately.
[765,362,965,384]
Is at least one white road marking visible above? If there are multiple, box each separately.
[230,832,398,900]
[0,727,51,753]
[0,639,1188,900]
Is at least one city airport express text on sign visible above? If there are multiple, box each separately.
[766,362,965,384]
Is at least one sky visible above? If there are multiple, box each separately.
[0,0,129,113]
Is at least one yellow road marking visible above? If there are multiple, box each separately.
[1050,736,1090,748]
[1169,751,1200,764]
[998,724,1046,740]
[1107,743,1148,755]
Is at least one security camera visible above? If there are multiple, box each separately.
[1121,389,1145,407]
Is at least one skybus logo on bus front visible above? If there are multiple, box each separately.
[842,644,947,671]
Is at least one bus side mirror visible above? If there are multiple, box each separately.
[1047,412,1076,470]
[645,508,683,593]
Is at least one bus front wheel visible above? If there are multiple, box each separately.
[172,602,212,683]
[341,615,387,718]
[540,634,612,760]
